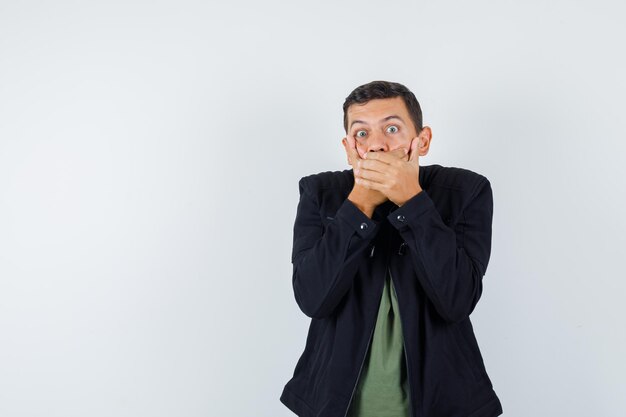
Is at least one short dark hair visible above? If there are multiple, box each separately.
[343,80,423,134]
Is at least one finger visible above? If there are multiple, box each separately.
[341,138,352,165]
[390,147,408,159]
[391,148,409,161]
[358,159,396,177]
[342,137,357,166]
[399,147,409,161]
[345,134,364,163]
[364,147,407,164]
[408,137,420,162]
[355,164,386,183]
[355,175,384,191]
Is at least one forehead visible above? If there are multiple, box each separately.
[347,96,409,123]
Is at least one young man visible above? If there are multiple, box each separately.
[280,81,503,417]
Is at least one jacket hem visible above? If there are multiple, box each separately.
[281,385,502,417]
[468,394,503,417]
[280,386,316,417]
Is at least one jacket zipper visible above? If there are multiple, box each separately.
[342,309,376,417]
[342,260,386,417]
[390,266,415,417]
[342,264,415,417]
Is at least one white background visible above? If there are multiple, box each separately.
[1,1,625,416]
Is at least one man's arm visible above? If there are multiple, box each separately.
[291,177,380,319]
[387,177,494,323]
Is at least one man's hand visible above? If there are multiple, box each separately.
[353,136,423,207]
[342,134,408,217]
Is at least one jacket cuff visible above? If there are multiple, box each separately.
[387,190,434,230]
[335,197,380,239]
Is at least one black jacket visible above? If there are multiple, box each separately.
[280,164,503,417]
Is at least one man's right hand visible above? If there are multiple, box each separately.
[341,134,407,218]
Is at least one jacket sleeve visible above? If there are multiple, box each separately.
[387,177,493,323]
[291,177,380,319]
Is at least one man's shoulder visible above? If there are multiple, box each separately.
[296,169,353,197]
[425,164,490,192]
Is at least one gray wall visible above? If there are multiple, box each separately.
[1,0,624,416]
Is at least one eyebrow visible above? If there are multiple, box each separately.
[350,115,405,129]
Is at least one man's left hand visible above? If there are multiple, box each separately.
[353,136,423,207]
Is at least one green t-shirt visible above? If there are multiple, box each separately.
[347,266,410,417]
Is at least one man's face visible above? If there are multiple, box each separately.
[346,96,419,159]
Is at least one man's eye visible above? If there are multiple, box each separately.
[386,125,399,134]
[356,130,367,138]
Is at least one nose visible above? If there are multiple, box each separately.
[366,132,389,153]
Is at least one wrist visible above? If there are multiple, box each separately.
[347,193,375,218]
[398,187,423,207]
